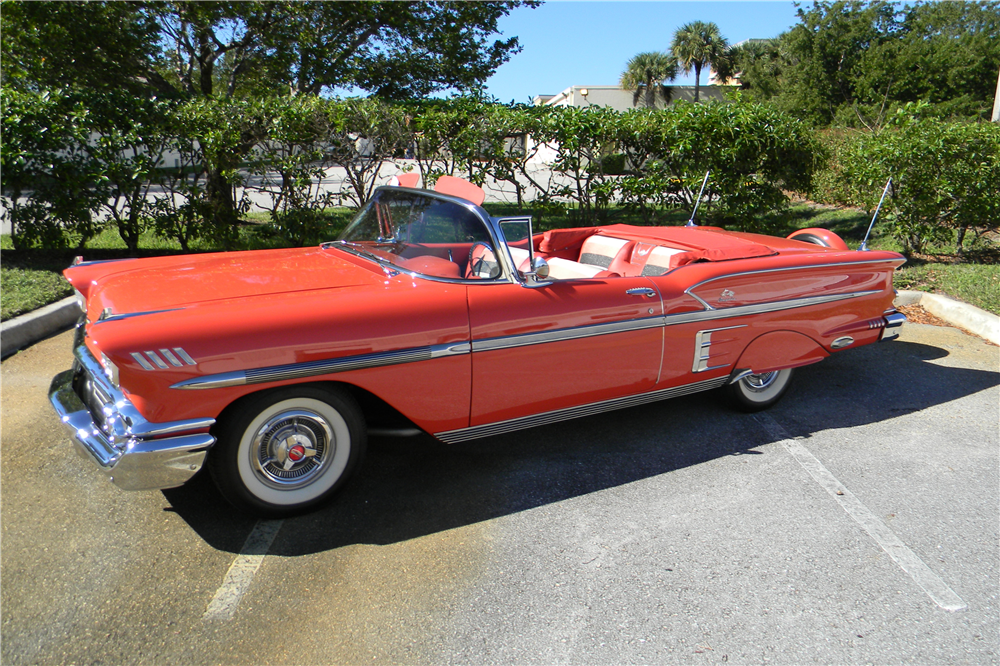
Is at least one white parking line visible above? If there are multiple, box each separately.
[203,519,284,621]
[754,413,966,612]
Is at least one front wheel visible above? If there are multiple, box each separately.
[209,386,366,517]
[724,368,794,412]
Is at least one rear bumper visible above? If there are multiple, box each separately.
[49,340,216,491]
[880,311,907,342]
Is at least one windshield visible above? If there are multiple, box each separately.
[335,189,499,280]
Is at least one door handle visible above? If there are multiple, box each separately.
[626,287,657,298]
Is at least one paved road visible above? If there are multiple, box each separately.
[2,324,997,664]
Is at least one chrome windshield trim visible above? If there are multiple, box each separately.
[435,375,729,444]
[171,341,471,390]
[472,316,665,353]
[328,186,518,284]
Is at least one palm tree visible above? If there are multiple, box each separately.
[619,52,678,108]
[670,21,729,102]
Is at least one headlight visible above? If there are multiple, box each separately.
[100,353,120,389]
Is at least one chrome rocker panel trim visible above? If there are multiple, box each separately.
[50,345,216,491]
[435,375,729,444]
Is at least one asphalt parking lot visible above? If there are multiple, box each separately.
[2,323,997,665]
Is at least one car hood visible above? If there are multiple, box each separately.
[66,246,383,320]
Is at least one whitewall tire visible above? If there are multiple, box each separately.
[725,368,794,412]
[210,386,366,516]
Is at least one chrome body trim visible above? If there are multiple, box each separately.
[683,259,905,294]
[49,344,216,491]
[131,352,155,370]
[665,290,881,327]
[728,368,754,385]
[435,375,729,444]
[95,308,183,323]
[171,289,882,390]
[831,336,855,350]
[692,325,747,372]
[472,316,664,353]
[171,341,471,390]
[146,350,170,369]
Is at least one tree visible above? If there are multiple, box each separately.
[734,1,1000,127]
[0,1,171,97]
[670,21,729,102]
[619,52,677,108]
[712,39,784,98]
[2,0,539,232]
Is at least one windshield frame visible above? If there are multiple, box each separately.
[327,186,525,285]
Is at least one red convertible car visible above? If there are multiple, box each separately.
[50,175,906,516]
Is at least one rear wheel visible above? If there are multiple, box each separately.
[209,386,366,517]
[724,368,794,412]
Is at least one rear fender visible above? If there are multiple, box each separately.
[734,331,828,375]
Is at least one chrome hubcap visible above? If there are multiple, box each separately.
[744,371,779,392]
[251,409,334,489]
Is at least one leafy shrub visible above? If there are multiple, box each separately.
[813,107,1000,254]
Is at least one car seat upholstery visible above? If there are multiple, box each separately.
[579,235,630,269]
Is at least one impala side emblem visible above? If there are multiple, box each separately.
[719,289,736,302]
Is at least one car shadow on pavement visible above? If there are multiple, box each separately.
[162,338,998,555]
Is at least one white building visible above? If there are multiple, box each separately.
[532,84,728,112]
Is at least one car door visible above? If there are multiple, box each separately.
[467,276,664,427]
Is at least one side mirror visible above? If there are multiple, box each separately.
[522,256,550,286]
[530,256,550,280]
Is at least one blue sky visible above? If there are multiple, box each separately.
[483,1,803,104]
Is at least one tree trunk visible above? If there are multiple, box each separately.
[206,167,239,244]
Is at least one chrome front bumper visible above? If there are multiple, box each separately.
[49,339,216,491]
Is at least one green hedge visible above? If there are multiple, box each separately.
[810,106,1000,255]
[2,89,822,249]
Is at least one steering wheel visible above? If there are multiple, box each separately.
[466,242,500,279]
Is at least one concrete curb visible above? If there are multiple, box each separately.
[1,296,82,359]
[894,290,1000,346]
[1,290,997,361]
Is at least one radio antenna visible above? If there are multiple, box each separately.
[860,177,892,251]
[686,170,711,227]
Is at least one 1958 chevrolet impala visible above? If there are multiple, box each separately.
[50,175,906,516]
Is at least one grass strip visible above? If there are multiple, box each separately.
[1,266,75,321]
